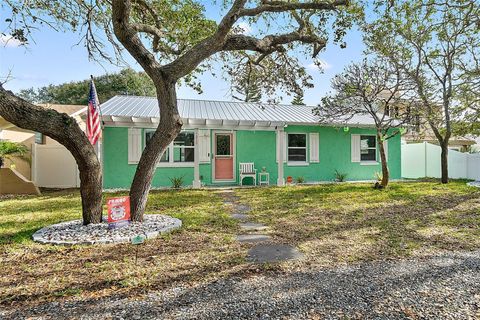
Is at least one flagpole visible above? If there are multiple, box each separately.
[90,75,104,197]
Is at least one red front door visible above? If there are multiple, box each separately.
[214,133,234,180]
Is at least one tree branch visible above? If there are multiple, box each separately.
[238,0,348,17]
[111,0,163,81]
[160,0,248,79]
[222,32,327,57]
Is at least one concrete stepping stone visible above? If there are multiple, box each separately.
[247,243,304,263]
[236,234,271,243]
[233,204,251,213]
[240,222,269,231]
[231,213,249,221]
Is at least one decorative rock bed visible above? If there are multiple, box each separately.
[32,214,182,245]
[467,181,480,188]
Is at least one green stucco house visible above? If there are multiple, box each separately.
[98,96,401,189]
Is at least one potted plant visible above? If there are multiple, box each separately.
[0,141,29,168]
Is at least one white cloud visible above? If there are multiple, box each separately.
[0,34,23,48]
[307,60,332,72]
[236,22,252,35]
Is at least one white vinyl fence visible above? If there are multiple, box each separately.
[402,142,480,180]
[32,144,80,188]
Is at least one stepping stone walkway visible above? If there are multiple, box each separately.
[239,222,269,232]
[236,234,271,243]
[219,189,303,263]
[247,243,304,263]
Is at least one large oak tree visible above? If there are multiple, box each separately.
[4,0,358,221]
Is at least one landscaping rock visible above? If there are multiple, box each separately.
[31,215,182,245]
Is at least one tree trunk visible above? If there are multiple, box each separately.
[0,87,103,224]
[440,141,449,184]
[129,79,182,222]
[377,132,389,188]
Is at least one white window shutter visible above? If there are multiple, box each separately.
[128,128,142,164]
[276,131,287,163]
[309,133,319,163]
[351,134,361,163]
[382,139,388,162]
[198,130,211,163]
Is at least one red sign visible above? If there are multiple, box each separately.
[107,196,131,229]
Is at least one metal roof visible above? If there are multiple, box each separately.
[100,95,378,127]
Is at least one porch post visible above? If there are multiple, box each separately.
[193,128,201,188]
[277,128,285,186]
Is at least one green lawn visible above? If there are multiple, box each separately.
[236,180,480,264]
[0,189,243,307]
[1,180,479,307]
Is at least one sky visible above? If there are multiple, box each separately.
[0,4,366,106]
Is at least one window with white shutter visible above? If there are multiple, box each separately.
[128,128,142,164]
[351,134,361,162]
[198,130,211,163]
[309,133,319,163]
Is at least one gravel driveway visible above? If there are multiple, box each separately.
[3,250,480,319]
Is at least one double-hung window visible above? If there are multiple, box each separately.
[360,135,377,162]
[287,133,307,162]
[145,130,194,164]
[173,132,195,162]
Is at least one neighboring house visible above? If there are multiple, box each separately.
[382,102,476,152]
[96,96,402,189]
[0,104,86,187]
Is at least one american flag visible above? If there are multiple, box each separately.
[86,78,101,145]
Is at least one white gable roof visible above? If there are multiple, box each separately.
[100,95,378,127]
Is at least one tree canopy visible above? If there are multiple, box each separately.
[364,0,480,183]
[4,0,360,103]
[17,68,156,105]
[316,58,415,187]
[3,0,360,221]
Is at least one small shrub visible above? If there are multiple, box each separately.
[0,141,29,168]
[296,176,305,184]
[374,171,382,182]
[169,176,184,189]
[334,170,347,182]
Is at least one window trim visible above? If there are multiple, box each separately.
[287,132,309,165]
[144,129,196,167]
[359,134,378,163]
